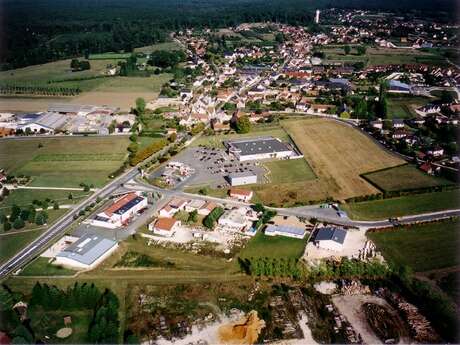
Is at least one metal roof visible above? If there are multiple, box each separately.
[265,224,306,237]
[225,136,292,157]
[56,234,117,265]
[113,196,144,215]
[314,227,347,244]
[228,171,257,179]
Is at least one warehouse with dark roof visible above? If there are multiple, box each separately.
[313,227,347,252]
[224,136,297,161]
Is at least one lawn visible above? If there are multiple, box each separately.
[264,159,316,183]
[367,219,460,272]
[0,189,89,209]
[134,41,183,53]
[252,118,403,206]
[0,136,129,187]
[239,231,307,260]
[0,229,45,265]
[342,189,460,220]
[20,257,76,276]
[363,164,454,192]
[386,97,428,119]
[88,52,132,59]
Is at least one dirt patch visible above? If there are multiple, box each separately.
[218,310,265,344]
[71,91,158,111]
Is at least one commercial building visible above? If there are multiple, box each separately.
[224,136,295,161]
[227,171,258,186]
[313,227,347,252]
[54,234,118,269]
[149,218,181,237]
[92,192,147,228]
[264,224,306,239]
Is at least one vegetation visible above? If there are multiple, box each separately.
[203,207,224,229]
[367,220,460,272]
[20,257,76,276]
[264,159,316,183]
[114,251,175,268]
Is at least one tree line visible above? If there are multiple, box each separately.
[0,84,81,96]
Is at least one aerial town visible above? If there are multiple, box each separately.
[0,2,459,345]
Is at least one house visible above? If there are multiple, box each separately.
[218,208,252,232]
[227,172,258,186]
[392,129,409,139]
[370,120,383,129]
[0,127,14,137]
[224,136,294,161]
[427,146,444,157]
[92,192,147,228]
[313,227,347,252]
[309,104,335,114]
[149,218,181,237]
[54,234,118,269]
[185,199,206,213]
[392,119,405,128]
[198,201,217,216]
[419,162,434,175]
[158,197,188,217]
[264,224,306,239]
[211,120,230,132]
[229,188,253,202]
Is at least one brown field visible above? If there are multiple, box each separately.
[252,119,403,206]
[70,91,158,111]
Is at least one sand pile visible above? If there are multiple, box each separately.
[218,310,265,344]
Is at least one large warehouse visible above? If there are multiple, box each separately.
[224,136,296,161]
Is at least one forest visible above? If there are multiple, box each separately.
[0,0,457,70]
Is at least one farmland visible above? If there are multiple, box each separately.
[253,118,403,206]
[367,219,460,272]
[342,190,460,220]
[239,231,307,260]
[0,229,46,264]
[0,136,129,187]
[0,189,89,210]
[363,164,454,192]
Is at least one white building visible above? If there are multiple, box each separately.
[229,188,254,202]
[313,227,347,252]
[149,218,181,237]
[228,172,258,186]
[218,208,252,232]
[264,224,306,239]
[158,197,189,218]
[224,136,295,161]
[54,234,118,270]
[92,192,147,228]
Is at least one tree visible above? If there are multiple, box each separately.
[357,45,367,55]
[53,201,59,210]
[235,115,251,134]
[68,193,73,200]
[253,203,265,213]
[188,210,198,224]
[10,204,21,222]
[70,59,80,70]
[343,45,351,55]
[135,97,146,115]
[168,132,177,143]
[13,218,25,229]
[3,221,11,232]
[35,212,46,225]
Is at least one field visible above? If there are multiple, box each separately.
[264,159,316,183]
[251,119,403,206]
[88,52,132,59]
[19,257,76,276]
[134,41,183,53]
[0,229,45,265]
[0,56,172,111]
[0,189,89,209]
[342,190,460,220]
[386,97,428,119]
[363,164,454,192]
[0,136,129,187]
[239,231,307,260]
[367,219,460,272]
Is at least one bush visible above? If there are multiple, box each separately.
[203,207,224,229]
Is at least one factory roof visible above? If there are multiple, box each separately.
[224,136,292,157]
[56,234,117,265]
[265,224,306,237]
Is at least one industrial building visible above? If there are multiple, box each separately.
[92,192,147,228]
[313,227,347,252]
[224,136,296,161]
[227,171,258,186]
[264,224,306,239]
[54,234,118,269]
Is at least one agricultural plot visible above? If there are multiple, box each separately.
[0,229,45,264]
[88,52,132,60]
[367,219,460,272]
[342,189,460,220]
[363,164,454,192]
[0,136,129,187]
[0,189,89,209]
[134,41,184,53]
[386,97,428,119]
[239,232,307,260]
[253,119,403,206]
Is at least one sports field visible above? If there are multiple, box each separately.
[342,189,460,220]
[367,219,460,272]
[257,118,403,205]
[264,159,316,183]
[363,164,454,192]
[0,136,129,187]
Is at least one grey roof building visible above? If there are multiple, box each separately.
[224,136,294,161]
[314,227,347,244]
[265,224,306,239]
[55,234,118,268]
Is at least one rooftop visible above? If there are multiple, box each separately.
[56,234,117,265]
[265,224,306,237]
[154,218,179,231]
[314,227,347,244]
[103,193,144,217]
[224,136,292,157]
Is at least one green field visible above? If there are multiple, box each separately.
[367,220,460,272]
[264,159,316,183]
[88,52,132,60]
[343,190,460,220]
[0,136,129,187]
[0,189,89,209]
[134,41,183,53]
[386,97,427,119]
[20,257,76,276]
[0,229,45,265]
[363,164,453,192]
[239,231,307,260]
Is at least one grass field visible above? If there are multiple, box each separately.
[20,257,76,276]
[386,97,428,119]
[367,220,460,272]
[363,164,454,192]
[88,52,132,60]
[134,41,183,53]
[264,159,316,183]
[0,189,89,209]
[342,189,460,220]
[239,231,307,260]
[252,119,403,206]
[0,229,45,265]
[0,136,129,187]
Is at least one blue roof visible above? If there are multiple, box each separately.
[389,79,410,90]
[265,224,306,237]
[113,196,144,215]
[56,234,117,265]
[314,227,347,244]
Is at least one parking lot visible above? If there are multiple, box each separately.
[170,146,267,188]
